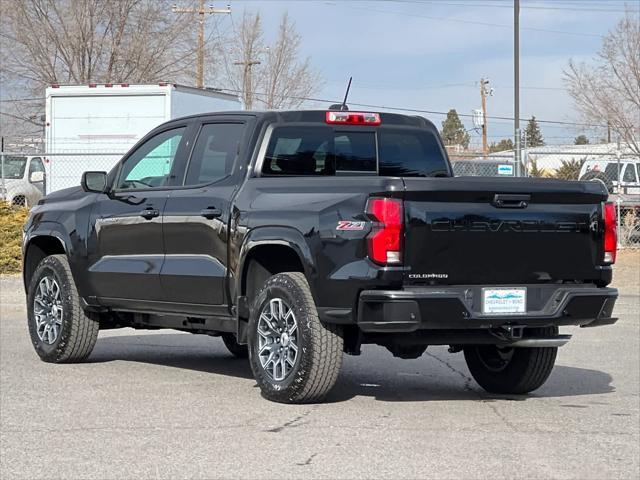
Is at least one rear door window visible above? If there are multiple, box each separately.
[184,123,245,185]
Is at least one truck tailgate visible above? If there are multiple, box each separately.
[402,177,608,285]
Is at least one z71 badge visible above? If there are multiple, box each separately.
[336,221,366,231]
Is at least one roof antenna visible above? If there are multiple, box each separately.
[329,77,352,111]
[340,76,352,111]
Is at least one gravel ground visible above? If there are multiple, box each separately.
[0,251,638,479]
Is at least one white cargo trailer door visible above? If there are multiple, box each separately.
[47,94,167,192]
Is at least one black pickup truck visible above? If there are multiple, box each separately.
[23,110,618,403]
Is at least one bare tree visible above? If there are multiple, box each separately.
[260,13,320,109]
[224,11,321,110]
[1,0,200,87]
[0,0,204,133]
[564,9,640,155]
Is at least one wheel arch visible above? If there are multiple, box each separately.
[23,229,69,291]
[236,226,316,306]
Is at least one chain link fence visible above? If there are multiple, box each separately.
[1,151,125,208]
[2,147,639,247]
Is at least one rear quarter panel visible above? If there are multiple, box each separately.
[231,176,406,310]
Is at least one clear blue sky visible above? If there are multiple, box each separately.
[226,0,634,146]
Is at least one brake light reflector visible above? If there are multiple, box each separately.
[366,197,403,265]
[603,202,617,263]
[326,111,381,126]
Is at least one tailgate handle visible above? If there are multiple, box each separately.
[492,194,530,209]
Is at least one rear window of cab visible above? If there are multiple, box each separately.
[261,125,450,177]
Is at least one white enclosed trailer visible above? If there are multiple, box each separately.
[45,83,241,192]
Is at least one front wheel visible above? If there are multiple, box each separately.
[248,272,343,404]
[463,328,558,394]
[27,255,99,363]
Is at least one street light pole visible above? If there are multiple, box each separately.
[514,0,521,175]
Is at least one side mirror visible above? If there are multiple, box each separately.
[29,171,44,183]
[81,171,108,193]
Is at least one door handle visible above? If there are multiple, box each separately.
[140,207,160,220]
[200,207,222,219]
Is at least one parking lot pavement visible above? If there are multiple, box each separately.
[1,257,639,479]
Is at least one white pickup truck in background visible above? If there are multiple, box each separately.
[44,83,241,192]
[0,155,46,207]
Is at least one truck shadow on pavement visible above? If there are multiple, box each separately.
[326,365,615,403]
[88,333,615,403]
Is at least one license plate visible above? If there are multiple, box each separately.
[482,288,527,315]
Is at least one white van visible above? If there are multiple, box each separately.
[0,155,46,207]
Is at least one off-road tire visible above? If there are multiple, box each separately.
[27,254,99,363]
[221,333,248,358]
[463,327,558,394]
[248,272,343,404]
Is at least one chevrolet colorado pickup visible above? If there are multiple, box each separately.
[23,110,618,403]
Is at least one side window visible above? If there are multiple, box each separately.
[623,164,637,183]
[29,157,45,174]
[117,127,185,189]
[184,123,245,185]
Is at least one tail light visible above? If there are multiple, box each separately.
[366,197,403,265]
[603,202,617,264]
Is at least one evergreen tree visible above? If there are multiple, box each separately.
[441,109,470,149]
[489,138,514,153]
[528,159,547,178]
[525,116,545,147]
[574,135,589,145]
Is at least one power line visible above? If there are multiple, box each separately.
[322,80,567,92]
[0,97,43,103]
[0,89,610,130]
[326,2,606,37]
[214,87,612,128]
[382,0,637,13]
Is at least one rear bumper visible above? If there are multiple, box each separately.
[357,284,618,332]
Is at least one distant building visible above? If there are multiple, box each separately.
[486,143,636,173]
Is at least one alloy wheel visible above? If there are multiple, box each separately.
[257,298,299,381]
[33,275,63,345]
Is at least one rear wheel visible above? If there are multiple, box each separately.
[27,255,99,363]
[248,272,343,404]
[463,328,558,394]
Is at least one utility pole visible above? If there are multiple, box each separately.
[514,0,521,175]
[172,1,231,89]
[233,60,261,110]
[480,78,491,157]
